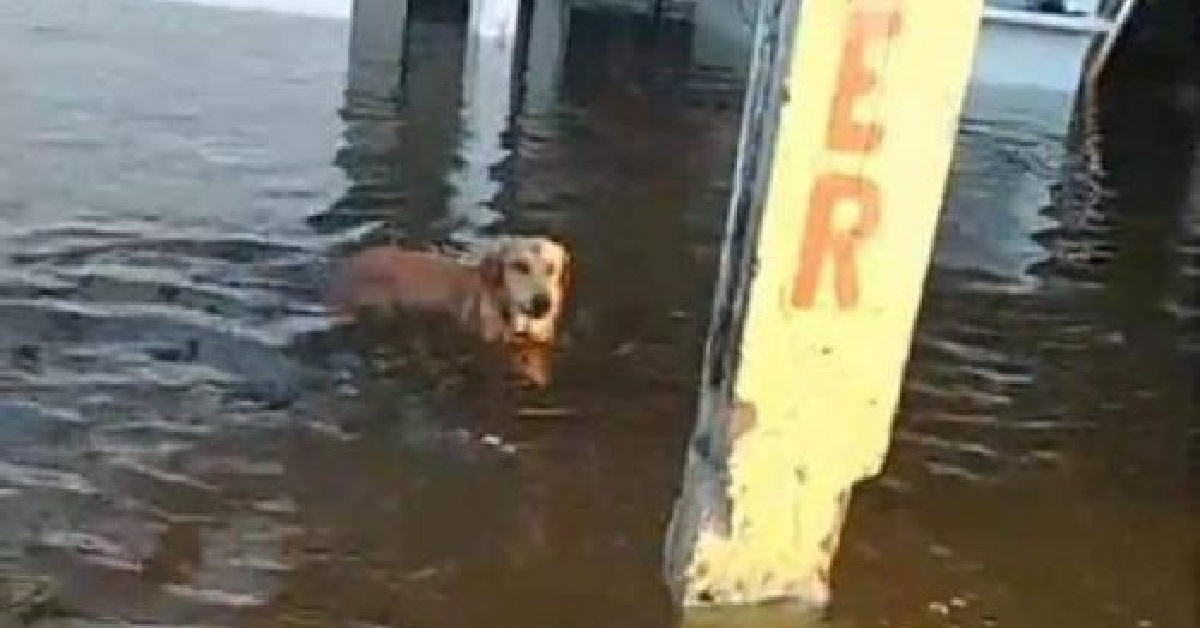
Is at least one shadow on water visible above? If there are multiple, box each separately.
[0,0,1195,626]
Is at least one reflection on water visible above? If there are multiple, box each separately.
[0,0,1195,626]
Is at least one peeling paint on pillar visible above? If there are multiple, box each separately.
[665,0,984,612]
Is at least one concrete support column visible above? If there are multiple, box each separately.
[523,0,567,116]
[691,0,757,72]
[347,0,410,101]
[665,0,984,613]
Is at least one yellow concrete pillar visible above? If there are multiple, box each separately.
[665,0,984,611]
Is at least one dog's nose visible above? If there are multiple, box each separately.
[527,293,551,319]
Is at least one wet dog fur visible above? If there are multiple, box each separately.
[328,236,572,387]
[331,236,570,342]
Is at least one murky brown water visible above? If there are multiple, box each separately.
[1,0,1195,626]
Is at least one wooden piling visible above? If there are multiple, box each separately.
[664,0,984,611]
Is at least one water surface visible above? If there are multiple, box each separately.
[0,0,1195,626]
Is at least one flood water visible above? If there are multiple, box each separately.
[0,0,1195,626]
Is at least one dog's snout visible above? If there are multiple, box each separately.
[527,293,551,319]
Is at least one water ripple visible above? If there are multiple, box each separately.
[0,462,99,496]
[1,0,1193,626]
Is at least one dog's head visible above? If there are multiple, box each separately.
[480,236,572,345]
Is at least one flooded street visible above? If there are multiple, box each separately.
[1,0,1195,626]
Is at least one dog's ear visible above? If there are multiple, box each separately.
[480,250,505,290]
[558,249,573,297]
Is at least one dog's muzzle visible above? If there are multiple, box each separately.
[525,293,552,320]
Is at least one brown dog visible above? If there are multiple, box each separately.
[330,236,571,346]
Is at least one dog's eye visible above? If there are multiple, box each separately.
[510,260,530,274]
